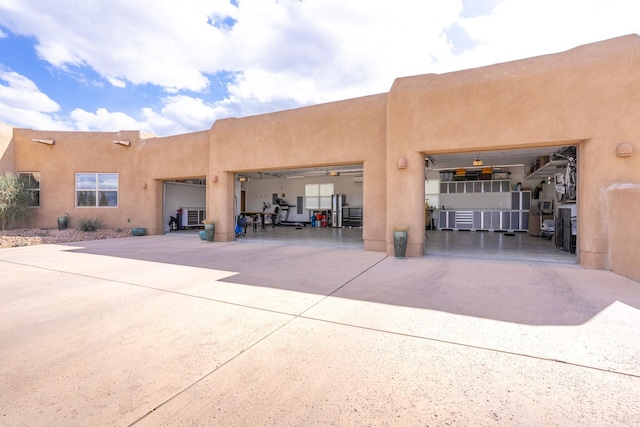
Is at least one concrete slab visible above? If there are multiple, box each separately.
[0,237,386,314]
[1,259,293,425]
[1,236,639,425]
[137,318,640,426]
[304,257,640,376]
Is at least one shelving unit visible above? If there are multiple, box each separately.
[524,159,567,181]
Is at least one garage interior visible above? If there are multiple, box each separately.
[235,163,364,232]
[425,145,577,263]
[165,146,577,264]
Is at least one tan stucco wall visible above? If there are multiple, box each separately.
[207,94,387,247]
[607,184,640,282]
[0,123,15,172]
[386,34,640,265]
[12,129,209,234]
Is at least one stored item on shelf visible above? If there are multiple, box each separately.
[440,171,454,181]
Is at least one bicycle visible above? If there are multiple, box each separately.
[554,154,576,202]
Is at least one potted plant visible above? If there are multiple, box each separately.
[57,213,69,230]
[393,225,409,258]
[203,219,215,242]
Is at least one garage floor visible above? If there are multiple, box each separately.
[232,225,577,264]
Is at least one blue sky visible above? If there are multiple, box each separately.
[1,0,639,137]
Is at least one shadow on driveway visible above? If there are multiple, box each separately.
[64,236,640,327]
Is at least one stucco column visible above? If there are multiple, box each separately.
[385,151,425,257]
[362,157,387,252]
[207,171,236,242]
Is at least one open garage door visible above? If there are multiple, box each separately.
[234,165,364,248]
[163,179,207,233]
[424,145,578,263]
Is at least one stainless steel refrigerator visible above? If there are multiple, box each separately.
[331,194,345,228]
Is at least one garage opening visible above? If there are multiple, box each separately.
[234,165,364,248]
[163,178,207,233]
[425,146,578,263]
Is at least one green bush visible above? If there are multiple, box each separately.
[77,217,104,232]
[0,172,32,230]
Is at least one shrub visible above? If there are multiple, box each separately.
[77,217,104,232]
[0,172,32,230]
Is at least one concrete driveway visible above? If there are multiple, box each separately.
[1,234,639,426]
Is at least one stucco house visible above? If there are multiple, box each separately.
[1,35,639,282]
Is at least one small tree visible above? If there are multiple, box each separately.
[0,172,32,230]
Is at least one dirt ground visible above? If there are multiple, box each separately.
[0,228,134,249]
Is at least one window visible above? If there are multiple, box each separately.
[305,183,334,210]
[425,178,440,210]
[18,172,41,207]
[76,173,118,207]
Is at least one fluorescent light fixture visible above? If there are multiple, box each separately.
[285,175,305,179]
[433,163,525,171]
[31,139,55,145]
[329,171,340,176]
[113,140,131,146]
[238,176,249,182]
[472,158,483,166]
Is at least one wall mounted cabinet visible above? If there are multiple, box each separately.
[440,179,511,194]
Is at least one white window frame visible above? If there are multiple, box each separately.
[304,183,334,210]
[18,172,41,207]
[75,173,119,208]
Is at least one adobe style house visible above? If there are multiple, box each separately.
[1,35,639,282]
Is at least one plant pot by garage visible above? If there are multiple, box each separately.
[57,216,68,230]
[198,230,207,240]
[393,230,408,258]
[203,222,215,242]
[131,227,146,236]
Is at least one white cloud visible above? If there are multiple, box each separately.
[67,95,232,136]
[70,107,151,133]
[0,105,71,131]
[0,66,70,129]
[0,0,461,104]
[141,95,232,135]
[107,77,126,89]
[438,0,640,73]
[0,66,60,112]
[1,0,640,136]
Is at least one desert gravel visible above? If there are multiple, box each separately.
[0,228,135,248]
